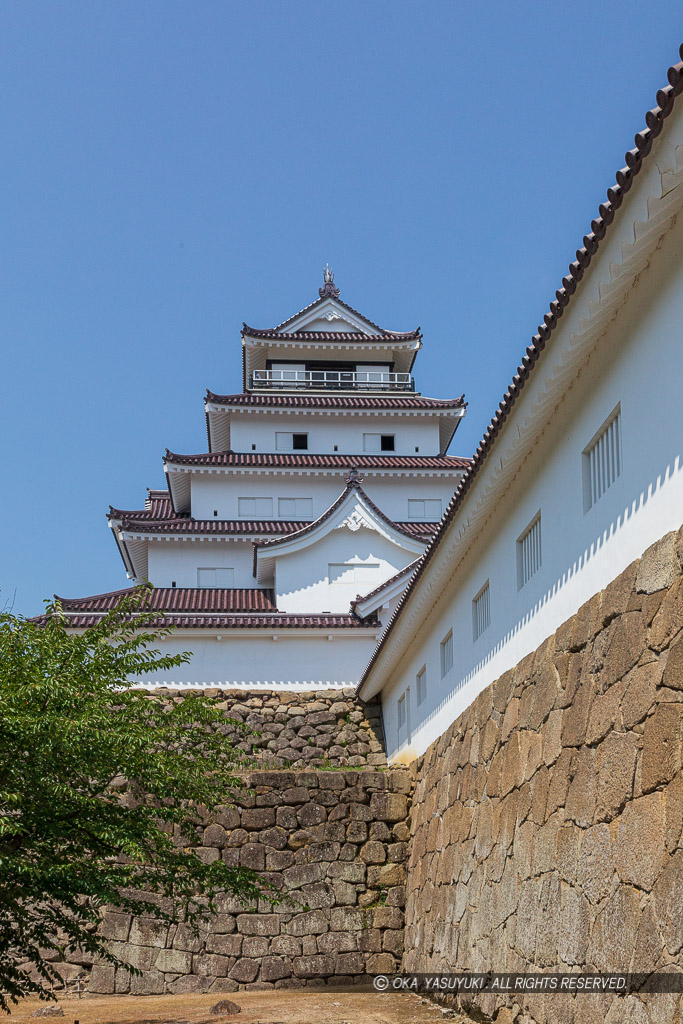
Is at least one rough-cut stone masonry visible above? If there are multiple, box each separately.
[81,767,411,995]
[405,529,683,1024]
[150,688,386,769]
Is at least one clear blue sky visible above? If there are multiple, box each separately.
[2,2,681,616]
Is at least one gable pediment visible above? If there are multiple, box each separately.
[277,297,381,335]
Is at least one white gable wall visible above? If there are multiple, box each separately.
[146,538,257,589]
[275,526,419,613]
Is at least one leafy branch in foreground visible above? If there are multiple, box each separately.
[0,588,271,1010]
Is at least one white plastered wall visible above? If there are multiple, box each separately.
[273,526,420,613]
[378,158,683,762]
[146,538,257,588]
[229,412,441,457]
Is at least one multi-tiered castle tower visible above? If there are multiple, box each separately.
[58,271,469,689]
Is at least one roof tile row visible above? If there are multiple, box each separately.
[163,450,470,470]
[205,391,465,411]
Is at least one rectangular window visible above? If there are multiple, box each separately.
[440,630,453,678]
[416,665,427,706]
[363,433,395,452]
[275,432,308,451]
[517,513,542,589]
[473,581,491,641]
[278,497,313,518]
[197,567,234,588]
[238,497,273,517]
[328,562,380,585]
[407,499,443,520]
[397,692,407,729]
[583,405,622,512]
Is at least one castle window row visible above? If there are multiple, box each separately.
[233,497,442,521]
[395,402,624,742]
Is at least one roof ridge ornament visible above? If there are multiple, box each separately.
[319,263,340,299]
[346,467,363,487]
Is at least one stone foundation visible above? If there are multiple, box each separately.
[85,767,411,994]
[149,688,386,769]
[405,530,683,1023]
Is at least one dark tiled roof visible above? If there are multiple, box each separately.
[53,613,378,629]
[164,450,470,470]
[358,47,683,692]
[38,586,377,630]
[242,326,421,343]
[111,514,436,538]
[205,391,465,411]
[352,559,420,609]
[56,587,277,613]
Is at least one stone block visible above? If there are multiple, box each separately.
[603,612,647,688]
[228,958,259,983]
[271,935,302,955]
[316,930,358,953]
[242,807,276,829]
[334,952,365,974]
[154,948,192,974]
[129,918,169,948]
[636,533,680,594]
[167,974,212,994]
[242,937,269,957]
[622,660,663,728]
[642,705,682,792]
[283,862,323,889]
[590,885,640,972]
[129,970,165,995]
[596,732,638,820]
[297,803,327,826]
[288,909,329,936]
[203,824,229,848]
[372,905,404,929]
[366,953,396,974]
[565,748,596,827]
[205,934,242,957]
[650,577,683,652]
[367,862,405,887]
[99,911,132,941]
[292,954,336,977]
[577,824,616,904]
[663,634,683,690]
[87,965,115,994]
[382,929,404,956]
[240,843,266,870]
[194,954,231,978]
[236,913,280,936]
[652,849,683,956]
[369,792,408,822]
[327,861,366,883]
[359,840,387,864]
[260,956,291,981]
[616,792,666,890]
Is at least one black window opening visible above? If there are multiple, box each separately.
[381,435,395,452]
[292,433,308,450]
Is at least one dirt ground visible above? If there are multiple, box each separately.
[2,991,468,1024]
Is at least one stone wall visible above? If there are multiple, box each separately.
[149,688,386,769]
[85,767,411,994]
[405,530,683,1023]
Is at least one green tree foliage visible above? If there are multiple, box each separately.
[0,589,269,1009]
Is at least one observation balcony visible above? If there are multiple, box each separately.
[250,369,415,392]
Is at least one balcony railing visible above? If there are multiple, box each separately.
[250,369,415,391]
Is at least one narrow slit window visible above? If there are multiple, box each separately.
[473,581,491,641]
[517,513,542,589]
[583,405,622,511]
[440,630,453,678]
[416,666,427,706]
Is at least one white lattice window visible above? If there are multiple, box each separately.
[278,497,313,518]
[197,568,234,588]
[440,630,453,677]
[583,406,622,512]
[328,562,380,585]
[238,497,273,517]
[407,499,442,520]
[517,514,542,589]
[473,581,491,641]
[275,431,308,450]
[416,666,427,706]
[397,687,410,745]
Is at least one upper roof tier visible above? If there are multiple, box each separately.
[242,270,423,391]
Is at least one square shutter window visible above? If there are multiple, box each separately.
[517,514,542,589]
[278,497,313,518]
[408,499,442,520]
[238,497,273,517]
[380,434,395,452]
[275,432,307,451]
[473,581,491,641]
[197,568,234,588]
[363,433,382,452]
[583,405,622,512]
[292,433,308,450]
